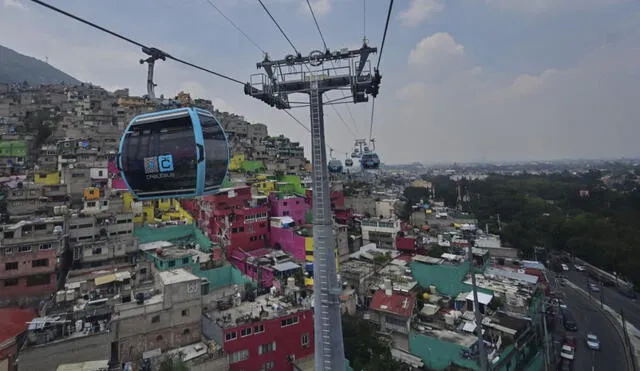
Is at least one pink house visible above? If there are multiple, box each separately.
[108,158,127,190]
[268,193,309,225]
[269,218,311,262]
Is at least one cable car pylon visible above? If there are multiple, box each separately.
[246,43,381,371]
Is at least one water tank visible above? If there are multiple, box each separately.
[287,277,296,288]
[56,290,65,303]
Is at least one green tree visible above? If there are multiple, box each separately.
[342,315,412,371]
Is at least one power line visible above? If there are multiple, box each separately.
[205,0,266,55]
[305,0,327,51]
[28,0,244,85]
[257,0,300,55]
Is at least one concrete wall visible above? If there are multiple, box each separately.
[17,332,113,371]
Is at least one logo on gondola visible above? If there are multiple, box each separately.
[144,155,174,174]
[158,155,174,173]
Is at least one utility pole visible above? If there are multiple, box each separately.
[246,45,381,371]
[541,301,551,370]
[465,234,488,371]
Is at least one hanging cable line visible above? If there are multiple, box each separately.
[306,0,328,51]
[257,0,300,55]
[205,0,266,55]
[369,0,394,141]
[376,0,394,70]
[29,0,244,85]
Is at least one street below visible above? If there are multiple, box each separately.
[548,271,628,371]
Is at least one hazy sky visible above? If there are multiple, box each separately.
[2,0,640,164]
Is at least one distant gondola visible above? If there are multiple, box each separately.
[328,159,344,173]
[360,152,380,170]
[117,107,229,200]
[345,158,353,167]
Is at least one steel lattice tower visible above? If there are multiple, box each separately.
[245,45,381,370]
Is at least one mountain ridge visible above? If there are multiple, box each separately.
[0,45,81,85]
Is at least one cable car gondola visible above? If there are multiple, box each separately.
[360,152,380,170]
[345,158,353,167]
[118,107,229,200]
[351,148,360,158]
[328,159,343,173]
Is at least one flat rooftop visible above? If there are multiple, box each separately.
[158,269,199,285]
[208,293,312,329]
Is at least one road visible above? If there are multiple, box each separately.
[548,271,628,371]
[563,267,640,330]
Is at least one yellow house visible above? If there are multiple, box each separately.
[228,153,246,172]
[253,180,277,194]
[34,171,60,185]
[123,193,194,224]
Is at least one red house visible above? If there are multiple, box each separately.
[184,187,269,254]
[211,295,314,371]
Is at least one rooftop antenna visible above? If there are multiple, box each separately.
[246,42,381,371]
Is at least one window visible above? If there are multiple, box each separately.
[182,257,190,264]
[5,262,18,270]
[261,361,276,370]
[258,342,276,355]
[281,316,299,327]
[32,259,49,268]
[229,349,249,364]
[183,329,190,335]
[225,331,237,341]
[168,260,175,267]
[4,278,18,287]
[151,315,160,323]
[301,333,310,346]
[254,324,265,333]
[181,309,189,317]
[40,243,53,250]
[26,274,50,287]
[240,327,252,337]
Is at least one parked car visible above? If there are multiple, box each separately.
[590,283,601,293]
[560,344,575,360]
[575,265,586,272]
[561,264,569,271]
[586,333,600,350]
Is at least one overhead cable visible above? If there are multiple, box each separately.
[369,0,395,141]
[305,0,328,51]
[29,0,244,85]
[257,0,300,55]
[205,0,266,55]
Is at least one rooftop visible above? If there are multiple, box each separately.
[370,290,416,318]
[208,292,312,329]
[0,308,37,345]
[158,268,199,286]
